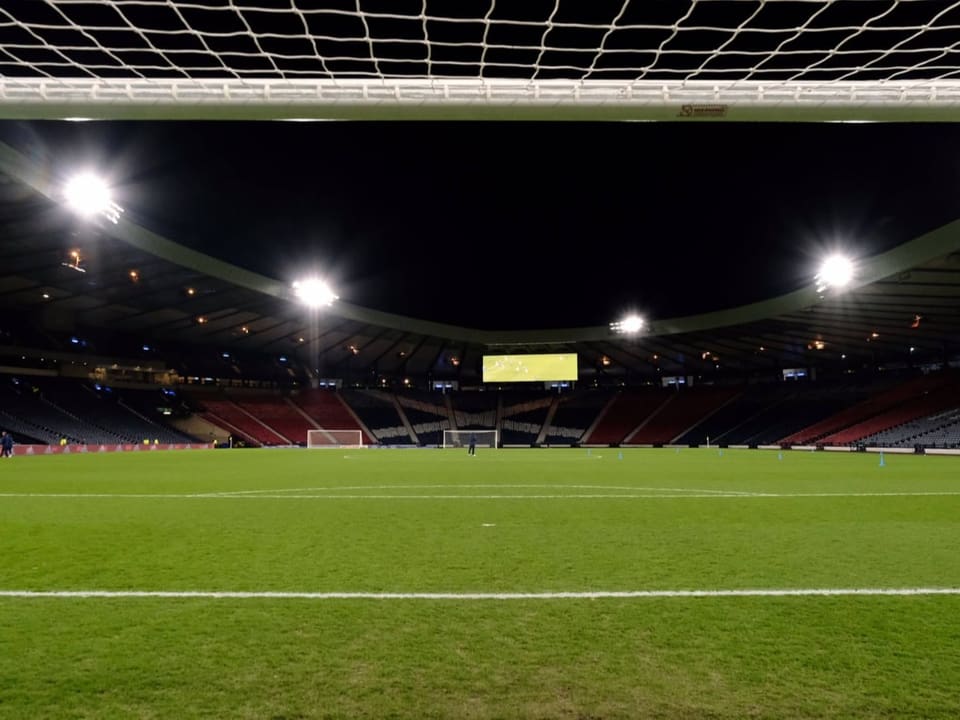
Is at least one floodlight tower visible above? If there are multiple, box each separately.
[292,277,338,308]
[815,253,855,295]
[63,172,123,223]
[609,314,645,335]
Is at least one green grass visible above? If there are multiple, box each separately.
[1,448,959,718]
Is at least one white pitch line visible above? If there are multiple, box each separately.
[0,588,959,600]
[211,484,753,496]
[2,491,960,500]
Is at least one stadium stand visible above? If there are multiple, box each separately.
[229,395,317,446]
[860,406,960,449]
[0,378,86,444]
[583,388,668,445]
[290,389,374,445]
[5,377,195,445]
[197,397,288,447]
[543,390,612,445]
[107,387,202,443]
[394,391,451,446]
[340,389,413,445]
[674,383,797,446]
[819,378,960,445]
[500,392,555,446]
[627,386,741,445]
[3,367,960,452]
[449,392,498,435]
[724,382,870,446]
[782,371,958,446]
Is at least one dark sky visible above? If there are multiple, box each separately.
[4,119,960,330]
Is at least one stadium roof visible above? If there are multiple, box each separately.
[1,136,958,383]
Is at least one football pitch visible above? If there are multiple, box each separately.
[1,448,959,719]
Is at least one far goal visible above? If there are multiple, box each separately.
[443,430,498,449]
[307,429,364,449]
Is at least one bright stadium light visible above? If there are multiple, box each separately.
[610,314,645,334]
[292,277,338,308]
[815,253,855,293]
[63,172,123,223]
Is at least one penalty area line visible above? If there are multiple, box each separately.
[1,588,959,600]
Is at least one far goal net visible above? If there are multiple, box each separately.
[307,429,364,449]
[443,430,498,449]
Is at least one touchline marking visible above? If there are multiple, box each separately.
[2,491,960,500]
[210,484,746,496]
[1,588,959,600]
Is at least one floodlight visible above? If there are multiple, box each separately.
[63,172,123,223]
[610,314,645,334]
[815,253,855,292]
[292,278,338,308]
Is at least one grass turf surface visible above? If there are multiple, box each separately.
[1,448,959,718]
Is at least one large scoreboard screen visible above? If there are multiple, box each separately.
[482,354,578,383]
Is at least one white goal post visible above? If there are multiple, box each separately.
[443,430,498,450]
[307,429,364,449]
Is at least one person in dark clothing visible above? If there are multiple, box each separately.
[467,432,476,456]
[1,431,13,458]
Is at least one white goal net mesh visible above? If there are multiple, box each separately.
[443,430,498,449]
[307,429,364,448]
[2,1,960,120]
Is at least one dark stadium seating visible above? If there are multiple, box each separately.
[229,395,317,445]
[674,383,797,445]
[340,389,412,445]
[500,392,555,445]
[290,390,373,445]
[199,398,289,446]
[393,391,450,446]
[583,389,666,445]
[819,380,960,445]
[865,406,960,448]
[2,377,197,445]
[627,386,740,444]
[4,371,959,453]
[782,372,957,445]
[543,390,612,445]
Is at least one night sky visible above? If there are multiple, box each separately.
[4,119,960,330]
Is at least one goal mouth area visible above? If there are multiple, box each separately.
[442,430,499,449]
[306,430,365,449]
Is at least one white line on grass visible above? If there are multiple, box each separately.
[3,491,960,500]
[209,484,753,496]
[1,588,959,600]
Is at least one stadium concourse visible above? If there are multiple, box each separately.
[1,131,960,454]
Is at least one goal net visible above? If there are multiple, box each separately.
[443,430,498,449]
[1,2,958,122]
[307,429,364,449]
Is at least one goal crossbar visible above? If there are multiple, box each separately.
[4,78,960,122]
